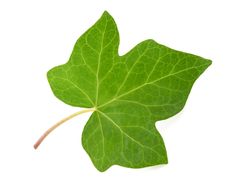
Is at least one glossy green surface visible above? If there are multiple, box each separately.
[47,11,211,171]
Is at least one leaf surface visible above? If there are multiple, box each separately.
[47,11,211,171]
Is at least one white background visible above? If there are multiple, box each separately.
[0,0,234,185]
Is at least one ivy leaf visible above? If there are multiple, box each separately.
[45,11,211,171]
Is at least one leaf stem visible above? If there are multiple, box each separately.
[34,108,95,149]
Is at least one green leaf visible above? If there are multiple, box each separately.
[47,11,211,171]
